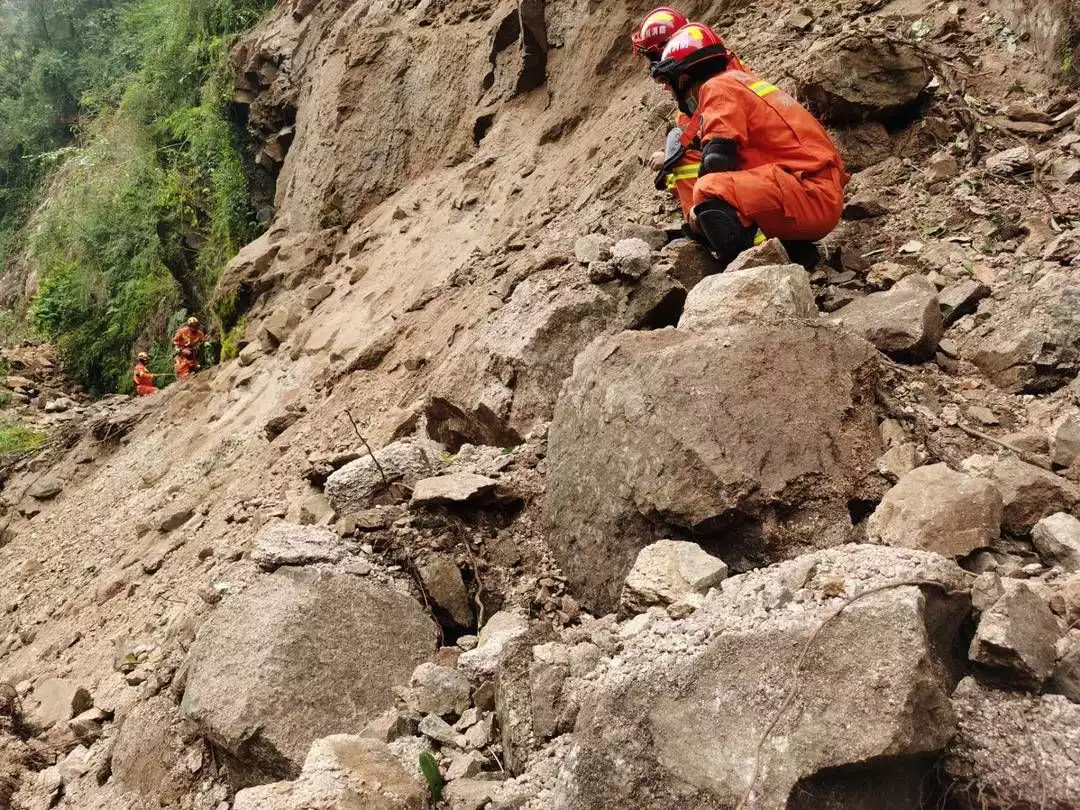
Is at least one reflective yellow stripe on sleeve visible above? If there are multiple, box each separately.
[748,80,779,97]
[664,163,702,190]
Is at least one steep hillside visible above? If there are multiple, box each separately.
[0,0,1079,808]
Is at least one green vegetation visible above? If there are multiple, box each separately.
[0,0,269,394]
[418,751,444,802]
[0,421,47,454]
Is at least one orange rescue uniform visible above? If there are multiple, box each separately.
[661,53,750,222]
[172,325,206,381]
[133,362,158,396]
[692,69,848,241]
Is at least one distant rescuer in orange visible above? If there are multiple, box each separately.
[133,352,159,396]
[172,316,206,380]
[632,8,750,227]
[651,22,849,268]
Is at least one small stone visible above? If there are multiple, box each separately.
[989,457,1078,535]
[926,152,959,180]
[299,493,335,525]
[1051,415,1080,469]
[867,463,1002,557]
[360,709,415,743]
[445,750,486,781]
[28,475,63,500]
[250,521,345,570]
[966,406,999,426]
[610,238,652,280]
[830,274,942,360]
[726,238,790,272]
[971,572,1004,612]
[304,283,334,309]
[406,663,471,717]
[876,442,920,481]
[1051,641,1080,702]
[938,280,990,326]
[574,234,613,265]
[619,224,667,249]
[418,555,474,628]
[27,678,93,731]
[985,146,1032,175]
[418,713,467,748]
[456,635,478,651]
[411,473,498,506]
[619,540,728,614]
[587,260,616,283]
[158,502,195,532]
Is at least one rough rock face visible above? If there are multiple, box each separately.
[323,440,441,514]
[866,463,1002,557]
[968,581,1060,688]
[829,274,943,360]
[250,520,345,569]
[1032,512,1080,571]
[427,266,685,448]
[181,570,437,786]
[677,263,817,331]
[547,323,883,612]
[797,36,932,124]
[946,677,1080,808]
[554,545,971,809]
[111,697,201,805]
[962,271,1080,392]
[232,735,426,810]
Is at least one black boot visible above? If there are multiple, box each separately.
[780,239,821,270]
[695,200,756,269]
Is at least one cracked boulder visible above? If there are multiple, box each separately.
[180,570,436,787]
[968,581,1060,688]
[547,323,883,613]
[797,36,932,124]
[553,545,971,809]
[961,270,1080,393]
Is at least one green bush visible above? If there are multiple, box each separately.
[4,0,270,394]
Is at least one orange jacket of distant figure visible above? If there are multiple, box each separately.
[692,69,849,241]
[133,362,158,396]
[172,326,205,380]
[172,325,206,352]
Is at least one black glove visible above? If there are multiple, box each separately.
[700,138,738,176]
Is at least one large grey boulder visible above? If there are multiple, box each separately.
[181,571,436,785]
[232,735,426,810]
[969,581,1060,688]
[945,677,1080,807]
[553,545,971,808]
[250,521,346,570]
[619,540,728,614]
[961,270,1080,393]
[547,323,883,613]
[324,440,440,514]
[866,463,1002,557]
[1032,512,1080,572]
[677,264,817,331]
[829,274,943,360]
[797,36,932,124]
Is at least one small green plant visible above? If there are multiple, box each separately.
[0,422,47,455]
[418,751,443,802]
[220,317,247,361]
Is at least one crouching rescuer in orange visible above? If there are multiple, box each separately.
[651,23,849,269]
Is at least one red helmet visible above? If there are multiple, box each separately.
[631,8,689,60]
[651,22,730,85]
